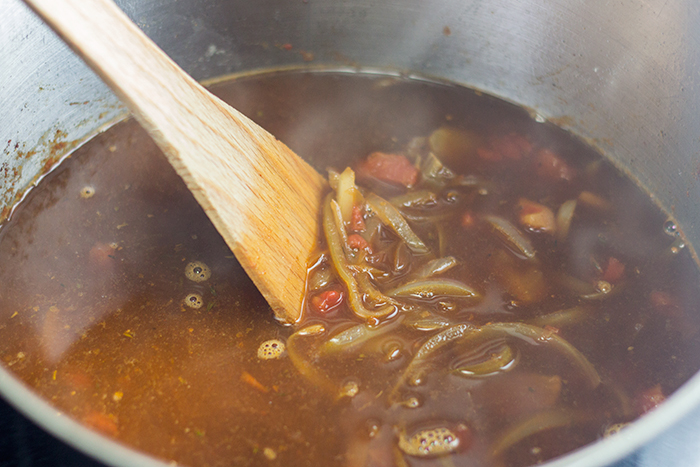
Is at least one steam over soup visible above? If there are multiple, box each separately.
[1,70,700,467]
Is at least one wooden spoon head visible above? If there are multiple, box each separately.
[23,0,327,323]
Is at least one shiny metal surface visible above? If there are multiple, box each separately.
[2,0,700,466]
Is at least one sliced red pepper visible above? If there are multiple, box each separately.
[310,290,344,313]
[350,204,366,232]
[356,152,418,188]
[347,233,371,252]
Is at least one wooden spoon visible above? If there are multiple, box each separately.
[23,0,326,323]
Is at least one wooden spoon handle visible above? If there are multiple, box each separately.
[23,0,326,322]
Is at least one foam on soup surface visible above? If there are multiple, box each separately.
[1,70,700,467]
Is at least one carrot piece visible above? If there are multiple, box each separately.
[241,371,269,394]
[310,290,344,313]
[83,411,119,437]
[356,152,418,187]
[461,210,477,229]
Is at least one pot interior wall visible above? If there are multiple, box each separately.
[4,0,700,242]
[2,0,700,466]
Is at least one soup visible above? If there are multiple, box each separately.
[1,70,699,467]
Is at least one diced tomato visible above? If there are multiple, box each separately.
[476,146,501,162]
[634,384,666,414]
[350,204,366,232]
[601,257,625,284]
[310,290,344,313]
[89,242,117,271]
[461,210,477,229]
[476,133,533,162]
[544,325,560,335]
[535,148,576,182]
[455,424,474,453]
[356,152,418,188]
[650,290,681,317]
[517,198,556,234]
[347,234,371,253]
[498,133,533,160]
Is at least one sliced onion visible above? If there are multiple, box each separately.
[484,215,536,259]
[366,193,429,254]
[479,323,601,388]
[491,408,593,457]
[451,340,517,377]
[388,278,480,300]
[408,256,458,281]
[390,190,438,208]
[320,317,403,355]
[335,167,359,223]
[556,199,577,241]
[323,194,394,319]
[527,306,591,327]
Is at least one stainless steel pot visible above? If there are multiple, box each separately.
[2,0,700,466]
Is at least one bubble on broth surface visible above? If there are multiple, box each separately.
[398,426,460,457]
[603,422,630,437]
[257,339,286,359]
[184,293,203,309]
[185,261,211,282]
[401,396,422,409]
[80,185,96,199]
[339,380,359,398]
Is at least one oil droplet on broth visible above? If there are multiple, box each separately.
[663,219,679,236]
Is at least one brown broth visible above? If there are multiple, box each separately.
[1,70,700,467]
